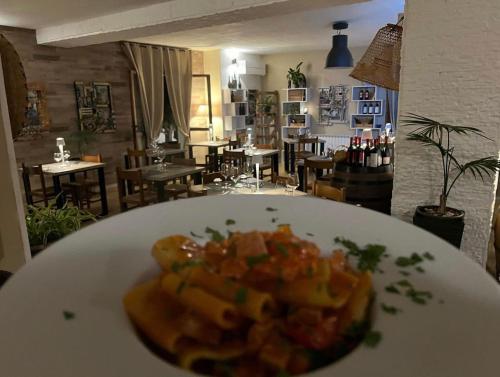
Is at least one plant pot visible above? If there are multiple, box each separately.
[413,205,465,248]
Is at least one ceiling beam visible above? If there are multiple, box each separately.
[36,0,367,47]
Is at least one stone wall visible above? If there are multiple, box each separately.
[392,0,500,265]
[0,26,204,185]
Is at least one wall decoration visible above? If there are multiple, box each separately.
[17,82,51,138]
[74,81,116,133]
[318,85,349,125]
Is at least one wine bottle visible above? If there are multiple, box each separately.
[364,89,370,100]
[357,138,365,167]
[362,103,368,114]
[347,137,354,166]
[364,139,371,167]
[382,137,391,165]
[359,90,364,100]
[376,138,382,167]
[368,103,374,114]
[374,102,380,114]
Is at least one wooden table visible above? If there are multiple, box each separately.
[187,141,229,165]
[42,161,108,215]
[139,163,205,202]
[283,138,326,173]
[192,181,307,197]
[233,148,280,176]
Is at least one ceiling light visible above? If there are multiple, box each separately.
[325,21,353,69]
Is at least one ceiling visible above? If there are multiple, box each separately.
[132,0,404,53]
[0,0,168,28]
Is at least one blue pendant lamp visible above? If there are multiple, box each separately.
[325,21,353,68]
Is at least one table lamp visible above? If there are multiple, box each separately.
[56,137,65,163]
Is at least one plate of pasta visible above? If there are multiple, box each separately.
[0,195,499,377]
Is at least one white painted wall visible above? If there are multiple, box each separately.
[0,55,31,272]
[261,47,367,136]
[392,0,500,265]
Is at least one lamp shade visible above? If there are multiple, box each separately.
[325,34,353,68]
[56,137,65,147]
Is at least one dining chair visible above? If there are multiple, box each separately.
[312,181,346,202]
[204,153,222,172]
[228,140,241,150]
[164,142,181,149]
[303,158,335,193]
[297,137,319,161]
[164,157,197,200]
[126,148,150,169]
[222,150,246,167]
[21,163,55,207]
[202,172,225,184]
[254,143,274,180]
[62,154,103,209]
[116,167,157,212]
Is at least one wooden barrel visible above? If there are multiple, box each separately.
[331,163,393,214]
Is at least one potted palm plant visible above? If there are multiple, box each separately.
[402,113,500,248]
[287,62,307,88]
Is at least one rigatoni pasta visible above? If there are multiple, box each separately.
[124,226,373,376]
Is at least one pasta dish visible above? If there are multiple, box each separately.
[123,225,373,376]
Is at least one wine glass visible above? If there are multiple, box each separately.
[220,163,230,189]
[230,165,240,188]
[63,150,71,164]
[53,152,62,163]
[286,173,300,196]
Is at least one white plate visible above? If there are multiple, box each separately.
[1,196,499,377]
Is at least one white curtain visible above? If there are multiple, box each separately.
[122,42,164,144]
[163,47,192,143]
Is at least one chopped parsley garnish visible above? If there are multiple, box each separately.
[406,288,432,305]
[385,284,400,294]
[266,207,278,212]
[306,232,314,237]
[363,330,382,347]
[235,287,248,304]
[396,279,413,288]
[344,321,369,339]
[176,280,187,295]
[395,252,423,267]
[275,243,289,257]
[399,270,411,277]
[381,303,401,315]
[246,253,270,268]
[271,217,278,223]
[63,310,75,320]
[334,237,387,272]
[415,266,425,273]
[423,252,435,261]
[205,227,225,242]
[225,219,236,226]
[190,231,203,239]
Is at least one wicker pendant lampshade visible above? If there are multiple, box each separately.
[350,23,403,91]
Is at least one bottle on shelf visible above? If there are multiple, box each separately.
[364,139,371,167]
[364,90,370,100]
[359,90,364,100]
[374,102,380,114]
[362,103,368,114]
[376,138,383,167]
[368,103,374,114]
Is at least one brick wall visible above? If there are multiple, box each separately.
[392,0,500,265]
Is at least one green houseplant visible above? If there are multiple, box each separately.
[258,95,276,113]
[402,113,500,247]
[25,200,95,255]
[287,62,307,88]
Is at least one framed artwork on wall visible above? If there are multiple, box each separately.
[74,81,116,133]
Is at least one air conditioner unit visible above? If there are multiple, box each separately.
[237,60,266,76]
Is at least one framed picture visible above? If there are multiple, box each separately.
[74,81,116,133]
[94,82,111,106]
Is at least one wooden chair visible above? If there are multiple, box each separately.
[222,150,246,167]
[271,172,288,186]
[126,148,150,169]
[255,143,274,180]
[297,137,319,161]
[164,142,181,149]
[62,154,103,209]
[303,158,335,193]
[21,163,55,207]
[313,181,346,202]
[165,157,197,200]
[203,172,225,184]
[228,140,241,150]
[116,167,157,212]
